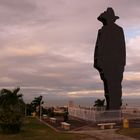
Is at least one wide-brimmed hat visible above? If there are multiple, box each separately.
[98,7,119,22]
[106,7,119,20]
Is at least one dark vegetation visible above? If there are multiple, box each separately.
[0,88,25,134]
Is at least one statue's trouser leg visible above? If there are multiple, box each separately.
[99,72,109,110]
[107,74,123,110]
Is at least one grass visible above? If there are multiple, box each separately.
[0,117,95,140]
[117,128,140,139]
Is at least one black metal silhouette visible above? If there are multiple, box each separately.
[94,7,126,110]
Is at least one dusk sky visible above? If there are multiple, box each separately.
[0,0,140,102]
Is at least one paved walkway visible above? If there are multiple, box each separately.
[40,119,138,140]
[70,129,138,140]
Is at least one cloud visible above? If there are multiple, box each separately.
[127,35,140,55]
[0,0,140,102]
[1,46,47,57]
[0,0,38,26]
[124,72,140,81]
[0,77,17,83]
[67,90,103,97]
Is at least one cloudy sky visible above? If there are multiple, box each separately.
[0,0,140,102]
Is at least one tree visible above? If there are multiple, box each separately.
[0,87,25,134]
[94,99,105,107]
[31,95,43,116]
[47,107,54,117]
[25,103,34,116]
[63,108,69,122]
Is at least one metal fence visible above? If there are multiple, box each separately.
[122,107,140,120]
[68,107,140,122]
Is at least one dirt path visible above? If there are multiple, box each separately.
[70,129,138,140]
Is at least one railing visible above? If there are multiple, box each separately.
[68,107,140,122]
[122,107,140,120]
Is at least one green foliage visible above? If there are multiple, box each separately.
[94,99,105,107]
[0,117,95,140]
[26,103,34,116]
[63,111,69,122]
[25,96,44,117]
[31,95,43,108]
[31,95,43,116]
[47,107,54,117]
[0,88,25,134]
[42,107,48,115]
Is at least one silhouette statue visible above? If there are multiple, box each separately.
[94,7,126,110]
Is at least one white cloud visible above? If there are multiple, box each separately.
[0,45,47,57]
[0,0,140,101]
[0,77,17,83]
[124,72,140,81]
[67,90,104,98]
[128,35,140,51]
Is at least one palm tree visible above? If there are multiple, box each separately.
[0,87,25,134]
[31,95,43,116]
[94,99,105,107]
